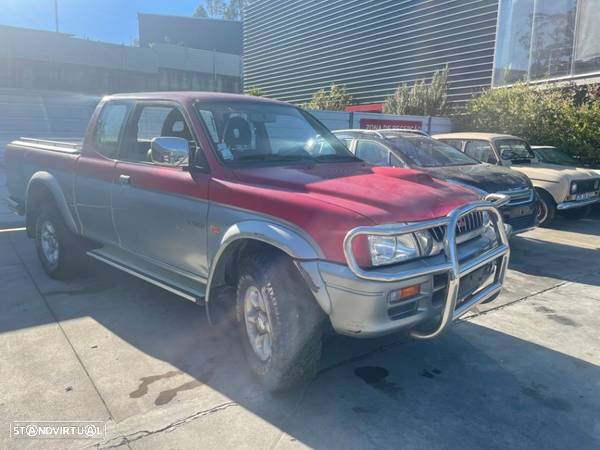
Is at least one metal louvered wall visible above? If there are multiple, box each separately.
[244,0,500,107]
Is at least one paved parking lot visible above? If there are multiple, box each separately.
[1,211,599,450]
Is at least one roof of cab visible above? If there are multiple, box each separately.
[102,91,291,106]
[432,132,525,141]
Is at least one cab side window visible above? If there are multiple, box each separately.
[464,140,498,164]
[123,104,194,164]
[94,103,130,159]
[355,140,390,166]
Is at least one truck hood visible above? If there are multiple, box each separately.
[424,163,530,194]
[510,163,600,183]
[231,163,480,225]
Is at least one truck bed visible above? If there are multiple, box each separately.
[10,137,82,154]
[5,137,83,212]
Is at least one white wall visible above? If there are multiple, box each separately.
[310,110,453,134]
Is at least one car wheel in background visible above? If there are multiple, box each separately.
[536,189,556,226]
[235,250,324,392]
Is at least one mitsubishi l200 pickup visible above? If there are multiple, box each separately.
[5,93,510,390]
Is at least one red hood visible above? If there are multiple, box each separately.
[230,163,479,224]
[210,163,480,264]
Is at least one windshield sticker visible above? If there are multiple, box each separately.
[217,143,234,160]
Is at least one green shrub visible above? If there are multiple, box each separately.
[245,86,265,97]
[462,82,600,159]
[305,83,352,111]
[383,67,449,116]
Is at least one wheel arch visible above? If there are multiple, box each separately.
[25,172,78,238]
[205,220,330,322]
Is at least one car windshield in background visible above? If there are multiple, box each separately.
[535,147,578,166]
[496,139,535,160]
[388,135,479,167]
[194,101,356,165]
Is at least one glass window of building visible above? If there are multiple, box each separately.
[494,0,600,85]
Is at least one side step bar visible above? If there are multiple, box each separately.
[87,250,205,305]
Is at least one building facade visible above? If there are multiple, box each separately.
[493,0,600,87]
[244,0,500,108]
[245,0,600,109]
[0,24,242,96]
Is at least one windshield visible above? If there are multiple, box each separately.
[495,139,535,161]
[194,101,356,165]
[387,135,479,167]
[534,147,577,165]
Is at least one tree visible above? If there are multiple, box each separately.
[194,0,246,20]
[246,86,264,97]
[224,0,246,20]
[193,5,208,17]
[383,67,449,116]
[305,83,352,111]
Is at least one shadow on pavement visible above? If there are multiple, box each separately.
[2,229,599,449]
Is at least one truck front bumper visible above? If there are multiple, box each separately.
[297,200,510,339]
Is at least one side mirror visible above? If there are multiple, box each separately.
[150,137,189,167]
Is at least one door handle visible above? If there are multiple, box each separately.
[118,175,131,185]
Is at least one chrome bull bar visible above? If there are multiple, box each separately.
[342,195,511,340]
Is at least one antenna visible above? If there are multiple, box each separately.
[54,0,59,32]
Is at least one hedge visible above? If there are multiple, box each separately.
[460,82,600,159]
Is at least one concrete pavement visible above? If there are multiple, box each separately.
[0,212,599,449]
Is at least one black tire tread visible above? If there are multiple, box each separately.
[236,250,323,391]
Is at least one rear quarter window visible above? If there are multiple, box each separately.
[94,103,130,158]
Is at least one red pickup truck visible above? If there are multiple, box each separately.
[5,92,510,390]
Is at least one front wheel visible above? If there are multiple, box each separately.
[536,189,556,227]
[236,251,324,392]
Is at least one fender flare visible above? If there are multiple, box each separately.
[205,220,331,321]
[26,172,79,234]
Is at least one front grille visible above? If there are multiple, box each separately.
[500,188,534,205]
[431,211,485,242]
[574,179,600,194]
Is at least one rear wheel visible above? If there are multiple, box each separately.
[35,207,84,279]
[236,251,324,392]
[536,189,556,227]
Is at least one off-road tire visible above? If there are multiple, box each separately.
[536,189,556,227]
[35,207,84,279]
[235,251,324,392]
[562,205,591,220]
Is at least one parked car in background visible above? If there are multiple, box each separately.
[433,133,600,225]
[5,92,511,391]
[334,129,539,235]
[532,146,600,171]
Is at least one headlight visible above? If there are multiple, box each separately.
[367,231,443,266]
[594,179,600,190]
[571,182,578,194]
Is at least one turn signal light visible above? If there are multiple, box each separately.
[390,284,421,303]
[399,285,421,299]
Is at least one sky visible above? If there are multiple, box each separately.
[1,0,202,45]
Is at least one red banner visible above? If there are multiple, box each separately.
[359,118,423,130]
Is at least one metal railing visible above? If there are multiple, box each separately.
[342,195,510,340]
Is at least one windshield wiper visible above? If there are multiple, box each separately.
[236,153,315,163]
[313,154,360,162]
